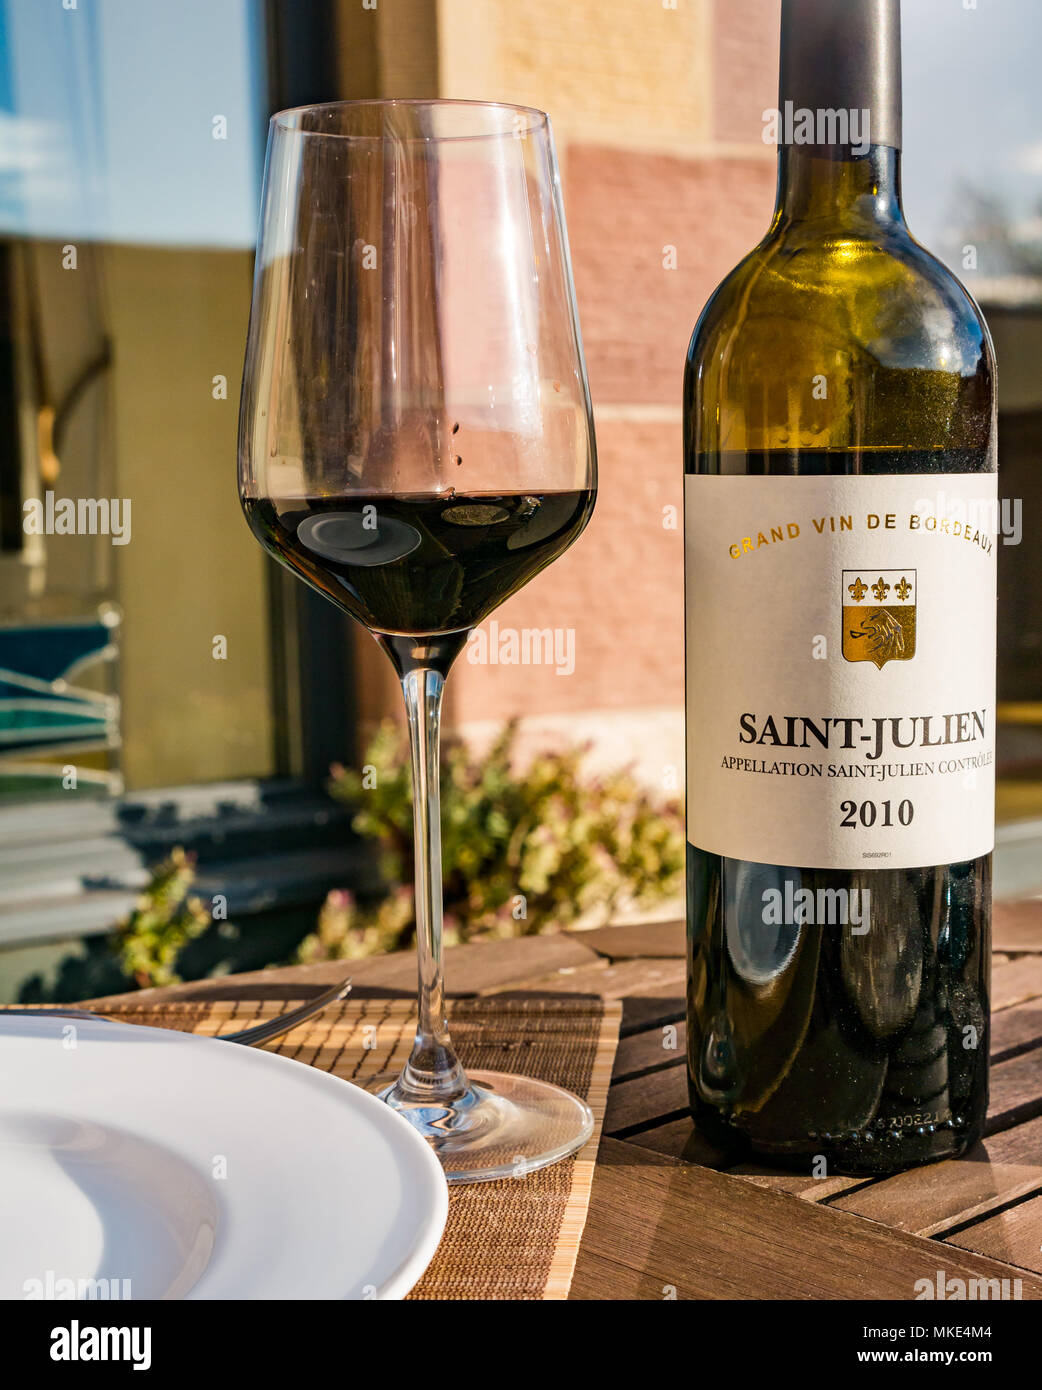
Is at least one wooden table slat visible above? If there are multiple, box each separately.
[495,956,686,1003]
[604,1060,687,1135]
[728,1167,867,1202]
[993,900,1042,954]
[944,1193,1042,1276]
[566,919,685,961]
[621,1116,733,1169]
[991,954,1042,1011]
[986,1044,1042,1133]
[613,1021,686,1079]
[990,998,1042,1059]
[570,1139,1042,1300]
[828,1114,1042,1235]
[87,929,603,1006]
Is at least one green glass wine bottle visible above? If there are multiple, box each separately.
[684,0,996,1172]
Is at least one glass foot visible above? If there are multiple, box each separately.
[375,1070,594,1184]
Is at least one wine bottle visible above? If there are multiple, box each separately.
[684,0,996,1173]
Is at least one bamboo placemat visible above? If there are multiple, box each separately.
[80,994,622,1300]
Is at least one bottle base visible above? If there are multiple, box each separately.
[689,1099,983,1176]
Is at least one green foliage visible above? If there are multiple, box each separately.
[297,719,684,963]
[111,848,212,988]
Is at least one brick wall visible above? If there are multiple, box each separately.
[355,0,782,781]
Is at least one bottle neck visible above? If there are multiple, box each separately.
[773,144,905,233]
[774,0,903,233]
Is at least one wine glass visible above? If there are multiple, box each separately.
[238,100,597,1182]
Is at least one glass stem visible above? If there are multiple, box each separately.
[398,664,468,1102]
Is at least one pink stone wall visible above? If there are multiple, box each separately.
[360,0,785,770]
[566,146,777,407]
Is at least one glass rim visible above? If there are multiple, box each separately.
[270,98,551,144]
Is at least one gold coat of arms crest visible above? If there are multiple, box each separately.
[842,569,916,669]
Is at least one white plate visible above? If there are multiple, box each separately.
[0,1014,447,1300]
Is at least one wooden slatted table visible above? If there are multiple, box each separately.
[90,901,1042,1300]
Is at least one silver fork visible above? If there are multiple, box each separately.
[0,977,353,1047]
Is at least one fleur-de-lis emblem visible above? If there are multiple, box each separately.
[871,577,891,602]
[842,568,916,669]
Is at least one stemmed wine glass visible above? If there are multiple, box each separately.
[238,100,597,1182]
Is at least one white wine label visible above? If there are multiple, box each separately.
[685,473,997,870]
